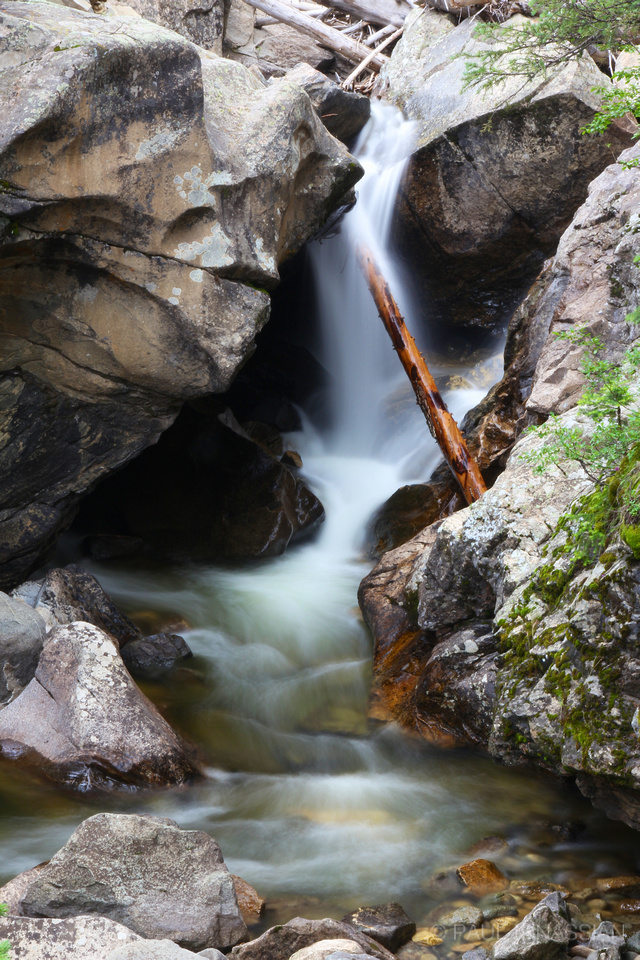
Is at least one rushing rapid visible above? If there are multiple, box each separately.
[1,102,638,921]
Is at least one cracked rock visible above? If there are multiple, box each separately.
[0,621,200,788]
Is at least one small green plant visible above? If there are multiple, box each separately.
[524,329,640,484]
[0,902,9,960]
[522,326,640,564]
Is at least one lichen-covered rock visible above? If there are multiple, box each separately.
[0,915,142,960]
[383,9,635,330]
[290,942,372,960]
[0,622,200,788]
[0,0,361,588]
[0,862,47,914]
[107,943,201,960]
[19,813,247,951]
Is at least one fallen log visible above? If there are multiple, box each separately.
[357,245,487,505]
[314,0,411,28]
[244,0,390,69]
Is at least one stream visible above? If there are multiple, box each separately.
[1,102,640,930]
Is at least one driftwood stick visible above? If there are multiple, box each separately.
[313,0,410,27]
[341,18,366,34]
[364,22,395,44]
[357,244,487,505]
[342,25,402,86]
[244,0,390,68]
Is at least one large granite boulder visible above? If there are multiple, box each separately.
[360,145,640,826]
[0,622,200,788]
[18,813,247,952]
[383,7,636,330]
[0,0,361,588]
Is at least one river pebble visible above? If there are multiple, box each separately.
[481,906,518,922]
[437,907,483,929]
[490,917,519,935]
[412,928,443,946]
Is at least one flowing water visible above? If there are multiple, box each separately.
[1,102,640,925]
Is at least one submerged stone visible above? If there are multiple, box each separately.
[341,902,416,951]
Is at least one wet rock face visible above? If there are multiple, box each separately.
[0,0,361,588]
[18,813,248,952]
[121,633,193,676]
[11,567,142,647]
[384,9,635,330]
[341,902,416,951]
[0,622,201,788]
[284,63,371,145]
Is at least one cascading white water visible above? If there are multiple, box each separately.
[0,101,636,917]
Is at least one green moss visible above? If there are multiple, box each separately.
[599,551,617,566]
[621,522,640,558]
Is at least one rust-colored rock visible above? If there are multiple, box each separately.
[231,875,265,927]
[456,860,508,898]
[596,877,640,897]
